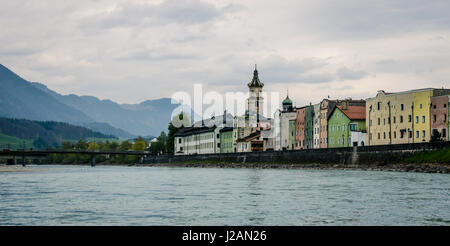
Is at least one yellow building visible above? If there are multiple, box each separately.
[366,88,450,146]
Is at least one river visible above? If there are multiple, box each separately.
[0,165,449,225]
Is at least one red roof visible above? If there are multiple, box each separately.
[336,105,366,120]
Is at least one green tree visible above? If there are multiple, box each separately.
[167,113,189,154]
[118,140,132,151]
[74,139,88,150]
[109,141,119,151]
[132,137,147,151]
[62,141,73,150]
[149,132,168,155]
[87,142,99,151]
[431,129,442,142]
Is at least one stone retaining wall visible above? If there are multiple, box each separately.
[144,141,450,165]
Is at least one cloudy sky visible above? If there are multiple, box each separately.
[1,0,450,107]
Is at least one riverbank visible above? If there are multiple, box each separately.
[0,165,35,172]
[134,162,450,173]
[3,162,448,174]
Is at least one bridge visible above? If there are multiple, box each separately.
[0,149,149,167]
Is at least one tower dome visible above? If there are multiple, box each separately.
[282,95,292,106]
[282,92,293,111]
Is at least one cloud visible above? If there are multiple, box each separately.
[291,0,450,40]
[79,0,244,31]
[1,0,449,105]
[336,67,369,81]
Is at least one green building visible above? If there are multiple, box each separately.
[328,105,366,148]
[305,105,314,149]
[289,119,296,150]
[220,127,234,153]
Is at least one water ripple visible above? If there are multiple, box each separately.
[0,165,449,225]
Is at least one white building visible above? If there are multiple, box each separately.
[313,103,321,149]
[351,131,366,147]
[278,94,296,150]
[174,126,219,155]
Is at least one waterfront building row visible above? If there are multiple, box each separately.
[174,67,450,155]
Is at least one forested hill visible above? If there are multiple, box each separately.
[0,117,116,149]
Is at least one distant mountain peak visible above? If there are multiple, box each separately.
[0,64,195,137]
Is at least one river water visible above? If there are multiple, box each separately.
[0,165,449,225]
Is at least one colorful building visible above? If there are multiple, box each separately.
[431,95,450,141]
[279,95,296,150]
[318,99,365,148]
[319,99,333,148]
[366,88,450,146]
[328,104,366,148]
[295,107,306,149]
[313,103,321,149]
[219,127,234,153]
[289,119,296,150]
[304,105,314,149]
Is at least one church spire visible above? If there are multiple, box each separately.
[247,64,264,88]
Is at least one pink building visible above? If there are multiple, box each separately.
[430,95,449,141]
[295,107,306,149]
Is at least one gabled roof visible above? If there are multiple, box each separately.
[174,126,216,137]
[219,127,233,132]
[328,105,366,120]
[237,131,261,143]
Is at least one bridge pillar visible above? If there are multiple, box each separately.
[22,155,26,167]
[91,154,96,167]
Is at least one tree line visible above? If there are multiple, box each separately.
[44,117,183,164]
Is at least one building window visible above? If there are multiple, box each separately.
[350,124,357,131]
[422,130,426,138]
[393,117,396,124]
[420,104,423,109]
[422,116,425,123]
[409,115,412,122]
[400,115,403,123]
[377,102,381,110]
[383,118,386,125]
[409,131,412,138]
[416,131,419,138]
[415,116,419,123]
[178,138,182,143]
[400,104,404,111]
[378,118,380,125]
[370,120,372,126]
[384,132,386,139]
[443,129,447,138]
[433,115,437,123]
[378,133,380,139]
[394,132,396,139]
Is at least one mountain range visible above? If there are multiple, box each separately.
[0,64,187,138]
[0,117,115,149]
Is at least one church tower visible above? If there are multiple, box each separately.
[247,65,264,124]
